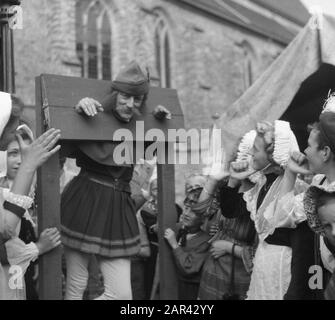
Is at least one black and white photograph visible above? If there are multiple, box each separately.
[0,0,335,304]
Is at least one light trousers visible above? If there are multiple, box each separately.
[64,247,132,300]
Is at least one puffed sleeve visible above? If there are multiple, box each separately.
[5,238,39,275]
[1,211,20,240]
[274,192,306,228]
[272,178,310,229]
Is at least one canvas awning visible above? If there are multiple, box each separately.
[217,13,335,159]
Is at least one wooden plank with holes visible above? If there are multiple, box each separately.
[39,74,184,141]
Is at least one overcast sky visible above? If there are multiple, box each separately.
[302,0,335,15]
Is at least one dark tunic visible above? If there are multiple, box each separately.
[172,226,210,300]
[61,143,140,259]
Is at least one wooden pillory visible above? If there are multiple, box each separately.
[35,74,185,300]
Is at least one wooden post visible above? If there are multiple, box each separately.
[35,78,63,300]
[157,142,178,300]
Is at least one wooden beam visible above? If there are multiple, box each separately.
[46,106,184,141]
[157,142,178,300]
[35,77,63,300]
[38,74,184,141]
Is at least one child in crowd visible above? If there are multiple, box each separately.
[164,175,210,300]
[0,124,38,299]
[0,124,61,299]
[0,92,62,300]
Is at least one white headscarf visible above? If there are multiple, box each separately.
[0,91,12,137]
[236,130,264,184]
[0,92,13,177]
[273,120,300,167]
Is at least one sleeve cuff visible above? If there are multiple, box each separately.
[3,201,25,218]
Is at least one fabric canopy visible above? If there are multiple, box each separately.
[217,13,335,159]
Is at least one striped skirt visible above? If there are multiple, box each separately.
[61,173,140,259]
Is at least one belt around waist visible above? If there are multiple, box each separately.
[79,171,131,193]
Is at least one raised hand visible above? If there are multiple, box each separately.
[17,128,61,171]
[75,97,103,117]
[287,151,311,175]
[229,160,256,181]
[153,105,172,120]
[209,147,229,181]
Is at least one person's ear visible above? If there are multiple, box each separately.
[323,146,332,162]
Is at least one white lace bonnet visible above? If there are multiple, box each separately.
[0,91,12,137]
[0,92,13,176]
[236,129,263,183]
[272,120,300,167]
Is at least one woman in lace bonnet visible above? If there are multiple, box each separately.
[252,121,284,175]
[242,120,312,300]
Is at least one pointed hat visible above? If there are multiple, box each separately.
[111,60,149,96]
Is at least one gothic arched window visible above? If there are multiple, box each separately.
[76,0,112,80]
[154,16,171,88]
